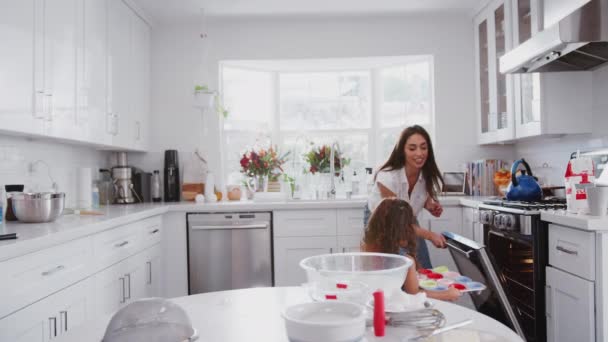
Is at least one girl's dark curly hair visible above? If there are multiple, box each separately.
[362,198,417,260]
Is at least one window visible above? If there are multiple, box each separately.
[220,57,434,182]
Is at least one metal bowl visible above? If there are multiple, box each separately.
[11,192,65,223]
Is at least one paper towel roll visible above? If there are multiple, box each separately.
[77,167,92,209]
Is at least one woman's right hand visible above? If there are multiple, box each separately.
[428,231,447,248]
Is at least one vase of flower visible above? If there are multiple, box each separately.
[240,146,290,194]
[254,174,269,192]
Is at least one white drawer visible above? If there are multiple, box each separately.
[93,221,143,270]
[549,224,595,281]
[139,216,162,249]
[337,209,365,236]
[0,237,93,319]
[274,210,337,237]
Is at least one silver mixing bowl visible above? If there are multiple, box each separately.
[12,192,65,223]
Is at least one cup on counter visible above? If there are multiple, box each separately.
[587,186,608,216]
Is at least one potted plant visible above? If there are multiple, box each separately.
[239,146,290,192]
[193,84,229,118]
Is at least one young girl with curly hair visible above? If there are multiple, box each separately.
[361,198,461,302]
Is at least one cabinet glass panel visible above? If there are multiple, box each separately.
[478,20,490,133]
[495,5,507,130]
[519,73,541,124]
[517,0,532,44]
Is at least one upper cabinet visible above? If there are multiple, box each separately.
[474,0,593,144]
[0,0,151,152]
[474,0,515,144]
[0,0,44,136]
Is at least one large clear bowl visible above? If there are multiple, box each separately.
[300,252,413,298]
[102,298,198,342]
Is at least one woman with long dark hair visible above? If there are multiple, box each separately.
[364,125,445,269]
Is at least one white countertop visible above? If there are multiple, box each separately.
[54,286,523,342]
[0,196,488,261]
[541,211,608,231]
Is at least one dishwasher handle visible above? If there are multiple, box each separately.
[190,223,268,230]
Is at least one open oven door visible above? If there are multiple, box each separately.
[442,231,525,340]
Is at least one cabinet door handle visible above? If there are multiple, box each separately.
[120,277,126,303]
[115,240,129,248]
[556,245,578,255]
[42,265,65,276]
[150,228,160,235]
[329,248,333,254]
[147,261,152,285]
[342,247,346,253]
[545,285,552,318]
[136,121,141,140]
[60,310,68,332]
[125,274,131,300]
[49,317,57,338]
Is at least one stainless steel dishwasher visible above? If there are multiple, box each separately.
[187,212,273,294]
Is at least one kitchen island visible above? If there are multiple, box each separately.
[54,286,524,342]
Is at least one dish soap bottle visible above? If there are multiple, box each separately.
[92,184,100,209]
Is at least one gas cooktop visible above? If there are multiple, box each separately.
[482,197,567,211]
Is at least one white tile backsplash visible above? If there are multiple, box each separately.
[0,134,110,208]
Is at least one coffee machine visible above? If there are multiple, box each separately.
[164,150,180,202]
[112,152,138,204]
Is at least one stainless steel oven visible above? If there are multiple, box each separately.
[476,199,565,342]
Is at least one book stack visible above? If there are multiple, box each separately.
[466,159,511,197]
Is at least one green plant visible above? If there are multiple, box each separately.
[282,173,295,195]
[193,84,229,118]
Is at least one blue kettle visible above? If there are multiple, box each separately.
[505,159,542,201]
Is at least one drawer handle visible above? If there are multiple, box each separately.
[120,277,126,303]
[556,245,578,255]
[42,265,65,276]
[115,241,129,248]
[150,228,160,234]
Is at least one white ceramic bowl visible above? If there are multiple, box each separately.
[283,302,366,342]
[300,252,413,298]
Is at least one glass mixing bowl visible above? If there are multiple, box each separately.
[300,252,413,298]
[102,298,198,342]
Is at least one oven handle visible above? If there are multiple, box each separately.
[446,242,472,258]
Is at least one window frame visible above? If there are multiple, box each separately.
[219,56,435,182]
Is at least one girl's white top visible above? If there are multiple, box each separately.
[368,167,428,216]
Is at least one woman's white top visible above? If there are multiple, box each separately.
[368,167,428,216]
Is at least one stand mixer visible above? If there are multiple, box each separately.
[111,152,140,204]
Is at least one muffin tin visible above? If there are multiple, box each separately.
[417,266,487,293]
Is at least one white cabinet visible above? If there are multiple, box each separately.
[474,0,516,144]
[107,0,151,151]
[461,207,478,240]
[41,0,80,139]
[546,266,595,342]
[418,207,463,270]
[0,0,44,135]
[141,245,162,298]
[0,278,92,342]
[107,0,132,147]
[274,236,336,287]
[131,12,151,151]
[273,208,366,286]
[77,0,111,145]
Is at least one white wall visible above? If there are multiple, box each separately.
[132,13,515,187]
[0,135,109,208]
[514,64,608,186]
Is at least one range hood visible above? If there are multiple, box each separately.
[500,0,608,73]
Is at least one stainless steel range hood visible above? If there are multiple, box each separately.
[500,0,608,73]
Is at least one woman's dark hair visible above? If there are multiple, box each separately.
[375,125,443,200]
[362,198,417,259]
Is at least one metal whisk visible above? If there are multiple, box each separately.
[387,308,446,330]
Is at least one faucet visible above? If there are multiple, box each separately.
[328,142,340,200]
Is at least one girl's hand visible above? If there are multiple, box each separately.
[425,198,443,217]
[428,231,447,248]
[444,287,462,301]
